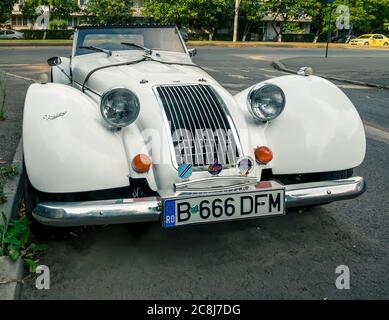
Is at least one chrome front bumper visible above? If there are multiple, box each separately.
[33,176,366,227]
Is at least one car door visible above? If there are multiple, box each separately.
[5,30,15,39]
[372,34,383,45]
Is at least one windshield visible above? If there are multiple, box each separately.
[75,26,186,56]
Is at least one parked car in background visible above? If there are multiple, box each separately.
[350,34,389,46]
[0,29,24,40]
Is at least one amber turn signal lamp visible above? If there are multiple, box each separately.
[255,146,273,164]
[132,154,152,173]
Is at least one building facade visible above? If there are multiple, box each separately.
[9,0,145,30]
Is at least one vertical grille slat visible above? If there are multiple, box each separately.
[156,84,240,168]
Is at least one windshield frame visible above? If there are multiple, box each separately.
[72,24,188,57]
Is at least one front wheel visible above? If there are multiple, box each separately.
[23,165,75,239]
[384,42,389,46]
[364,42,369,46]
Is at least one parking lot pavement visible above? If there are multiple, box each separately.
[280,56,389,87]
[0,46,388,299]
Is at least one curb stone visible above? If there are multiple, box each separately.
[0,140,24,300]
[0,256,24,300]
[271,60,389,90]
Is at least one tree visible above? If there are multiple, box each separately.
[49,0,78,20]
[143,0,194,26]
[0,0,15,23]
[240,0,267,41]
[85,0,134,25]
[262,0,309,42]
[306,0,389,42]
[143,0,234,40]
[303,0,328,43]
[21,0,77,21]
[21,0,41,21]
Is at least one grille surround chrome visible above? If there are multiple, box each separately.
[153,84,242,170]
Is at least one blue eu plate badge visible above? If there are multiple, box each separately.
[164,200,176,227]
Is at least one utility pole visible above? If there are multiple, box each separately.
[233,0,240,42]
[325,0,334,58]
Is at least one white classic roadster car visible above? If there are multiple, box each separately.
[23,25,366,228]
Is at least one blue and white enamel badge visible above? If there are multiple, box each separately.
[237,156,254,176]
[178,163,193,180]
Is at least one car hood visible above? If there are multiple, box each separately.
[71,51,217,94]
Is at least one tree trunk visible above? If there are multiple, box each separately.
[208,27,216,41]
[242,22,251,41]
[271,11,281,42]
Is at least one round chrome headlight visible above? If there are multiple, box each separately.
[247,84,286,121]
[100,88,140,128]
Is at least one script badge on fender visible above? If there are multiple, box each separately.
[237,156,254,176]
[208,161,223,176]
[178,163,193,180]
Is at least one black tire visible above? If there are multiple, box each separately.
[23,164,75,239]
[384,42,389,46]
[319,168,353,181]
[364,42,369,46]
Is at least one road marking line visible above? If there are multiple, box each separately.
[0,64,30,67]
[227,73,249,80]
[3,71,35,82]
[364,122,389,144]
[338,84,371,89]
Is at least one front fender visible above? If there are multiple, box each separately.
[234,75,366,174]
[23,83,130,193]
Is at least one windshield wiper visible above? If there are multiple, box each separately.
[120,42,152,55]
[79,45,112,57]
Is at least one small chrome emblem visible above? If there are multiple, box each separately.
[43,111,67,121]
[237,156,254,176]
[208,161,223,176]
[178,163,193,180]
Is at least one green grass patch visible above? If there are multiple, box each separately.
[0,165,19,204]
[0,214,48,272]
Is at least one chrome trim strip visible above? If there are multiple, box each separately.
[32,177,366,227]
[33,198,161,227]
[191,85,228,163]
[153,86,179,169]
[208,86,243,161]
[153,83,242,170]
[184,85,215,165]
[198,85,230,163]
[175,176,258,192]
[172,86,198,164]
[285,176,366,208]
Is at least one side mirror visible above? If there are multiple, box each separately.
[188,48,197,58]
[47,56,62,67]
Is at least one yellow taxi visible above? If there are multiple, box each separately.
[350,34,389,46]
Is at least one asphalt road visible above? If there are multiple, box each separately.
[281,56,389,87]
[0,46,388,299]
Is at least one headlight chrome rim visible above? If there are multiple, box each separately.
[247,83,286,122]
[100,87,140,128]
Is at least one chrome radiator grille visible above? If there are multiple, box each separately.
[156,84,240,168]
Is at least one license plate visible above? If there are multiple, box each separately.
[162,186,285,228]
